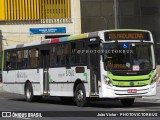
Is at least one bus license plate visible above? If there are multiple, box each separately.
[127,89,137,93]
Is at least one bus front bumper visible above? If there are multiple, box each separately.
[100,82,156,98]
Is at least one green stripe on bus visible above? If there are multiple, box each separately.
[68,34,88,41]
[112,80,151,87]
[49,74,54,83]
[108,71,154,80]
[107,71,154,87]
[83,72,88,81]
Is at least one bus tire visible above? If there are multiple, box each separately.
[74,84,89,107]
[120,98,135,107]
[25,82,36,102]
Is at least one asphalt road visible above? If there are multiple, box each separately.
[0,86,160,120]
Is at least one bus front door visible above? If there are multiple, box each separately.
[88,44,100,95]
[41,50,50,95]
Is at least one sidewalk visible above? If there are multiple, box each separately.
[0,82,3,92]
[0,82,2,87]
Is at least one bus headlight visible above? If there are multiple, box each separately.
[104,76,113,86]
[151,73,157,84]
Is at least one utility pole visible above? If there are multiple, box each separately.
[114,0,119,29]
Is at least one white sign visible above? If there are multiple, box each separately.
[133,65,140,71]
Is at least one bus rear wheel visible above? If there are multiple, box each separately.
[74,84,89,107]
[25,82,35,102]
[120,98,135,107]
[25,82,42,102]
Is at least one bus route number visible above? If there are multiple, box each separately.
[66,70,74,76]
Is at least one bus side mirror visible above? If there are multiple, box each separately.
[102,55,105,62]
[102,55,107,62]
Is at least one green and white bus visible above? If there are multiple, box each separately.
[2,29,157,107]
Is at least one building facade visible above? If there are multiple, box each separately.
[0,0,81,47]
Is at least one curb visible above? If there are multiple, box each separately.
[0,83,3,87]
[137,97,160,102]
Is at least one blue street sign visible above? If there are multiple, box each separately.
[30,27,66,34]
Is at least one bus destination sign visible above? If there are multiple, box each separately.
[105,31,150,41]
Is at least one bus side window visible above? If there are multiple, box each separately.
[6,52,11,69]
[29,49,39,68]
[23,50,29,68]
[17,50,24,69]
[78,41,85,64]
[64,44,69,65]
[56,45,62,65]
[50,46,56,66]
[71,43,76,64]
[8,52,17,69]
[6,62,11,69]
[71,41,85,65]
[56,44,64,66]
[56,44,69,66]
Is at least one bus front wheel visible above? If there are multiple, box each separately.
[74,84,89,107]
[120,98,135,107]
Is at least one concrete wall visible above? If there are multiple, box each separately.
[81,0,115,33]
[118,0,160,64]
[81,0,160,43]
[1,22,80,46]
[118,0,160,39]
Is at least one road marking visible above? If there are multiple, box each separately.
[111,106,160,111]
[111,108,147,111]
[16,117,31,120]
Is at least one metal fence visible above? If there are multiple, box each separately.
[0,0,71,24]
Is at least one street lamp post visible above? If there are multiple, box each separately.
[114,0,119,29]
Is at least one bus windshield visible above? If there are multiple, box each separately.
[103,42,154,71]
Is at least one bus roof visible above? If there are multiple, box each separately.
[4,29,151,50]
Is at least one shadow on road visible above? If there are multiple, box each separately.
[8,96,160,109]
